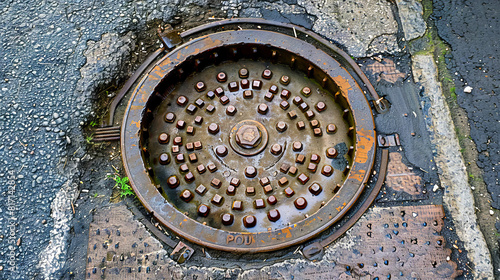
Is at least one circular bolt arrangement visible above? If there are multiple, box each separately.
[123,25,376,253]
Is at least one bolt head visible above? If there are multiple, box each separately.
[236,125,262,148]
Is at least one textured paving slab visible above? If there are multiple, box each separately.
[86,204,460,279]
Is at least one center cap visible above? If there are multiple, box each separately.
[229,120,268,156]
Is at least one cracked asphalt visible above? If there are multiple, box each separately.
[0,0,498,279]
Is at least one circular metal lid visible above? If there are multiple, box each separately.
[122,26,376,253]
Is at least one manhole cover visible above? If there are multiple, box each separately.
[122,22,376,253]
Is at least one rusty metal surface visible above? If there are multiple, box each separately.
[303,148,390,260]
[121,25,377,252]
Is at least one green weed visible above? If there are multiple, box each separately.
[108,174,135,198]
[85,135,94,144]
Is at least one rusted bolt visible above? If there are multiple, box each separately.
[305,110,315,119]
[184,172,195,182]
[301,87,311,97]
[284,187,295,197]
[280,75,290,85]
[159,153,170,165]
[173,136,183,146]
[211,194,224,206]
[207,163,217,173]
[296,121,305,130]
[262,69,272,79]
[278,177,288,186]
[171,145,180,154]
[236,125,262,148]
[216,72,227,82]
[252,80,262,89]
[215,87,224,97]
[267,195,278,205]
[294,197,308,210]
[309,183,323,195]
[194,116,203,125]
[206,104,215,113]
[280,89,291,99]
[307,163,317,173]
[315,102,327,112]
[226,185,236,196]
[228,82,239,92]
[239,68,249,78]
[321,165,333,176]
[246,186,256,196]
[245,166,257,178]
[232,200,243,211]
[195,184,207,195]
[220,95,230,105]
[292,141,303,151]
[211,178,222,189]
[179,164,189,173]
[188,153,198,163]
[313,128,323,136]
[221,213,234,226]
[276,121,288,132]
[241,79,250,89]
[208,123,220,134]
[327,124,337,134]
[186,104,197,114]
[243,215,257,228]
[257,103,269,114]
[280,100,290,110]
[226,105,237,116]
[197,204,210,217]
[180,190,193,202]
[254,199,265,209]
[243,90,253,99]
[268,209,281,222]
[271,144,282,155]
[206,90,215,99]
[269,85,278,94]
[230,178,240,187]
[167,175,179,188]
[310,154,321,163]
[310,119,320,128]
[215,145,228,157]
[158,133,169,144]
[176,120,186,129]
[263,185,273,194]
[288,166,298,175]
[299,102,309,112]
[175,153,185,163]
[288,110,297,119]
[296,154,306,164]
[264,92,274,102]
[177,96,188,106]
[165,112,176,123]
[298,173,309,184]
[326,147,338,158]
[259,177,270,186]
[194,141,202,149]
[186,126,195,135]
[293,96,303,105]
[195,81,206,92]
[280,163,291,173]
[195,98,205,108]
[197,164,206,174]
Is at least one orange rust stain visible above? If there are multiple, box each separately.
[261,240,265,243]
[130,121,140,128]
[131,144,137,147]
[355,127,375,164]
[333,75,352,98]
[336,202,347,212]
[131,105,143,111]
[349,169,366,182]
[281,228,292,238]
[158,57,172,68]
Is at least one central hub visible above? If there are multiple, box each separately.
[229,120,268,156]
[235,125,262,149]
